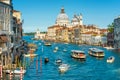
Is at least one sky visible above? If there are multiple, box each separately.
[12,0,120,33]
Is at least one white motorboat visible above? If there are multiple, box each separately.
[4,68,26,75]
[104,46,115,50]
[88,48,104,57]
[107,56,115,63]
[55,47,59,50]
[55,59,62,65]
[44,42,51,46]
[71,50,86,59]
[24,53,38,57]
[58,64,69,73]
[63,49,67,52]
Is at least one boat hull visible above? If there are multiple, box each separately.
[4,70,26,75]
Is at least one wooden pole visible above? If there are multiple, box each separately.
[40,57,42,73]
[20,67,23,80]
[9,70,12,80]
[0,65,2,78]
[36,59,38,72]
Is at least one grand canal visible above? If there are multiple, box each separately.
[20,36,120,80]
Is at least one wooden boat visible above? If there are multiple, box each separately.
[71,50,86,59]
[58,64,69,73]
[88,48,104,57]
[107,56,115,63]
[24,53,38,57]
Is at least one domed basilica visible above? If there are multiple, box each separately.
[56,7,70,27]
[55,7,83,27]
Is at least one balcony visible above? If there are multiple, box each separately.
[0,30,8,35]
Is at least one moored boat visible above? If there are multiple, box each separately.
[4,68,26,75]
[71,50,86,59]
[88,48,104,57]
[107,56,115,63]
[24,53,38,57]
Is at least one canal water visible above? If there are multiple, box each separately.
[21,36,120,80]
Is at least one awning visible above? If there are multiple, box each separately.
[0,36,8,42]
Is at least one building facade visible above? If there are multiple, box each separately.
[0,0,13,66]
[114,16,120,49]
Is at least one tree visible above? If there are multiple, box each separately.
[107,23,114,33]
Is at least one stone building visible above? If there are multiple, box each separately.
[0,0,13,66]
[114,16,120,49]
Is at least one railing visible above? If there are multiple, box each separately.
[0,30,8,35]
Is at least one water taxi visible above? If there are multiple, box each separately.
[107,56,115,63]
[88,48,104,57]
[71,50,86,59]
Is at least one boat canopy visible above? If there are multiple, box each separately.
[89,48,103,53]
[71,50,84,53]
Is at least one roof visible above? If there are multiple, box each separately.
[71,50,85,53]
[89,48,104,52]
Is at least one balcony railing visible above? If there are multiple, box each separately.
[0,30,8,35]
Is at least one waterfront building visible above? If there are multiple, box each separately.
[34,28,46,40]
[12,10,23,63]
[61,27,69,42]
[47,25,62,41]
[34,28,40,39]
[0,0,13,66]
[47,7,107,45]
[107,32,114,47]
[114,16,120,49]
[55,7,70,27]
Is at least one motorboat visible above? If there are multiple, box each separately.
[104,46,115,50]
[53,47,58,52]
[63,49,67,52]
[24,53,38,57]
[4,68,26,75]
[107,56,115,63]
[44,42,51,46]
[58,64,69,73]
[88,48,104,57]
[71,50,86,59]
[55,59,62,65]
[53,49,57,53]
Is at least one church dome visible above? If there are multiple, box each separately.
[57,13,69,21]
[56,7,69,26]
[72,15,78,22]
